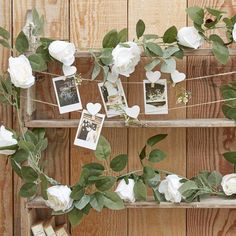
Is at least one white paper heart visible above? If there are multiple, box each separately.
[107,70,119,83]
[146,71,161,83]
[62,65,77,76]
[124,105,140,119]
[86,103,102,116]
[171,70,186,84]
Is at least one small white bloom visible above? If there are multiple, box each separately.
[233,23,236,41]
[8,55,35,88]
[0,125,17,155]
[112,42,141,77]
[48,40,76,66]
[158,174,183,203]
[221,174,236,196]
[46,185,73,212]
[115,179,135,203]
[177,27,203,49]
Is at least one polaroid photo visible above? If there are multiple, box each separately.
[143,79,168,114]
[53,76,82,114]
[98,79,128,118]
[74,110,105,150]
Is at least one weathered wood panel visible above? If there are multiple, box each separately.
[0,1,13,235]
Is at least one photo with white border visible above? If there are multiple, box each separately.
[53,76,82,114]
[143,79,168,114]
[98,79,128,118]
[74,110,105,150]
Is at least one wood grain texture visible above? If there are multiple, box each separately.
[12,1,70,235]
[70,1,128,235]
[0,1,13,236]
[187,2,236,235]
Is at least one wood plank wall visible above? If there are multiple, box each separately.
[0,0,236,235]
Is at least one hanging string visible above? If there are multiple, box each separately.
[36,70,236,84]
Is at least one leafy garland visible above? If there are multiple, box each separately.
[0,7,236,227]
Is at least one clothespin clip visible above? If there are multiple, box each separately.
[146,71,161,87]
[86,103,102,120]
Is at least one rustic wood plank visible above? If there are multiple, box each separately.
[0,1,13,236]
[12,1,70,235]
[128,1,187,235]
[187,2,236,235]
[25,118,236,128]
[70,1,128,235]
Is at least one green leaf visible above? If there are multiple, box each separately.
[95,176,116,191]
[103,191,124,210]
[70,185,85,200]
[40,174,48,200]
[143,166,160,187]
[173,49,184,59]
[95,136,111,161]
[206,7,225,17]
[0,39,11,49]
[144,59,160,71]
[15,31,29,53]
[134,180,147,201]
[163,46,180,59]
[21,166,38,183]
[163,26,177,43]
[28,53,47,72]
[212,41,229,65]
[178,180,198,198]
[0,27,10,40]
[33,128,46,141]
[160,58,176,73]
[11,149,28,164]
[81,203,91,215]
[92,62,101,80]
[147,134,168,147]
[102,29,119,48]
[136,19,145,39]
[36,46,51,62]
[90,192,104,212]
[83,163,105,171]
[139,145,146,160]
[207,171,222,187]
[10,159,22,178]
[74,195,90,210]
[68,208,84,227]
[25,130,38,145]
[148,149,166,163]
[110,154,128,172]
[152,187,165,203]
[209,34,225,44]
[143,34,159,40]
[186,6,204,25]
[223,152,236,164]
[19,183,37,198]
[146,42,163,56]
[118,28,128,43]
[34,138,48,153]
[100,48,113,65]
[0,144,18,151]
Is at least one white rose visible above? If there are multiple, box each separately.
[8,55,35,88]
[232,23,236,41]
[112,42,141,77]
[115,178,135,203]
[0,125,17,155]
[177,27,203,49]
[221,174,236,196]
[48,40,76,66]
[158,174,183,203]
[46,185,73,212]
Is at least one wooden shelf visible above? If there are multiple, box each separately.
[26,196,236,209]
[25,118,236,128]
[75,48,236,58]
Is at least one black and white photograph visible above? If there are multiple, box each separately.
[74,110,105,150]
[143,79,168,114]
[98,79,128,118]
[53,76,82,114]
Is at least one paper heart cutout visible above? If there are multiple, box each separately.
[146,71,161,83]
[86,103,102,116]
[124,105,140,119]
[62,65,77,76]
[171,70,186,84]
[107,70,119,83]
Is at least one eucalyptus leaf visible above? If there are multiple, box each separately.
[118,28,128,43]
[223,152,236,164]
[12,149,29,164]
[70,185,85,200]
[163,26,177,43]
[92,62,101,80]
[148,149,166,163]
[15,31,29,53]
[134,180,147,200]
[212,41,229,65]
[68,208,84,227]
[147,134,168,146]
[163,46,180,59]
[144,59,160,71]
[0,39,11,49]
[136,19,145,39]
[40,174,48,200]
[10,159,22,178]
[160,58,176,73]
[21,166,38,183]
[102,29,119,48]
[90,192,104,212]
[95,176,116,191]
[207,171,222,188]
[95,136,111,160]
[186,6,204,25]
[110,154,128,172]
[19,183,37,198]
[103,191,124,210]
[74,195,90,210]
[139,145,146,160]
[146,42,163,56]
[28,53,47,72]
[0,26,10,40]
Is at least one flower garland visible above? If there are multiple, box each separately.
[0,7,236,227]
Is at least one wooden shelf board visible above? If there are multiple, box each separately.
[26,197,236,209]
[25,118,236,128]
[75,48,236,58]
